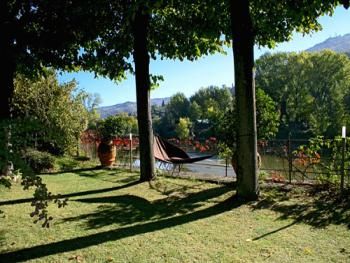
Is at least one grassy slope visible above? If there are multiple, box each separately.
[0,169,350,262]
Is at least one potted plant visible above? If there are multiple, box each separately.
[96,116,122,167]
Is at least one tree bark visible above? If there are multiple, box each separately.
[132,6,155,181]
[0,48,15,121]
[0,8,15,121]
[230,0,259,200]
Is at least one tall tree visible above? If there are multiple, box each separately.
[79,1,225,181]
[0,0,111,226]
[256,51,350,138]
[133,4,155,181]
[227,0,343,199]
[0,0,110,121]
[217,87,280,159]
[190,86,233,137]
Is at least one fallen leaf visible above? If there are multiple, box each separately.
[68,255,84,262]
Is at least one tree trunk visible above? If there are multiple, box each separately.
[132,6,155,181]
[0,19,15,121]
[0,52,15,121]
[230,0,259,200]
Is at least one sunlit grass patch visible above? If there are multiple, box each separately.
[1,169,350,262]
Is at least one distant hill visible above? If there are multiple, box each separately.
[307,33,350,53]
[98,34,350,118]
[98,97,170,118]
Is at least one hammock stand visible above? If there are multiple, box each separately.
[153,136,214,175]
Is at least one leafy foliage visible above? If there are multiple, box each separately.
[294,136,350,186]
[256,88,280,139]
[154,86,233,138]
[0,120,67,228]
[217,88,280,156]
[78,1,227,80]
[256,51,350,138]
[22,149,56,173]
[1,0,113,75]
[97,114,138,141]
[190,86,233,137]
[83,93,102,130]
[154,93,190,137]
[175,117,192,140]
[12,70,89,154]
[0,69,86,226]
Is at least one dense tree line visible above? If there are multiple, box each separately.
[157,50,350,143]
[153,86,233,139]
[153,85,279,141]
[256,50,350,139]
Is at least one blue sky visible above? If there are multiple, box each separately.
[59,6,349,106]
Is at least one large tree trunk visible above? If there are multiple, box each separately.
[0,7,15,121]
[0,48,15,121]
[132,6,155,181]
[230,0,259,200]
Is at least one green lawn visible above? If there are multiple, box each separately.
[1,169,350,262]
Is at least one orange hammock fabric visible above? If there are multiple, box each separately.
[153,136,213,164]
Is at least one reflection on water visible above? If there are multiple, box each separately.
[123,154,235,178]
[185,154,235,177]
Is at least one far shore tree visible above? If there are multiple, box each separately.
[256,51,350,138]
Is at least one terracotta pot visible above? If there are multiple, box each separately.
[97,140,116,167]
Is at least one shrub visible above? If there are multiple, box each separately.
[23,149,56,173]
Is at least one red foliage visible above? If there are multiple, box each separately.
[270,171,285,182]
[258,140,268,147]
[81,129,99,144]
[293,150,321,166]
[163,137,217,153]
[81,130,140,150]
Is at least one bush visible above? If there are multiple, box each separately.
[23,149,56,173]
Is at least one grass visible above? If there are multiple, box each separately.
[1,168,350,262]
[53,155,100,172]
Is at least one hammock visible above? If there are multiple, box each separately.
[154,136,214,173]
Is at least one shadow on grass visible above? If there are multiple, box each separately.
[1,185,238,262]
[41,166,102,175]
[63,185,230,229]
[0,180,140,206]
[74,168,128,178]
[0,230,5,247]
[252,185,350,240]
[252,221,297,241]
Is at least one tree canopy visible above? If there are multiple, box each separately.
[75,1,227,181]
[225,0,344,199]
[217,87,280,149]
[13,70,89,154]
[0,70,88,226]
[256,50,350,138]
[0,0,113,119]
[97,114,138,141]
[153,86,233,139]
